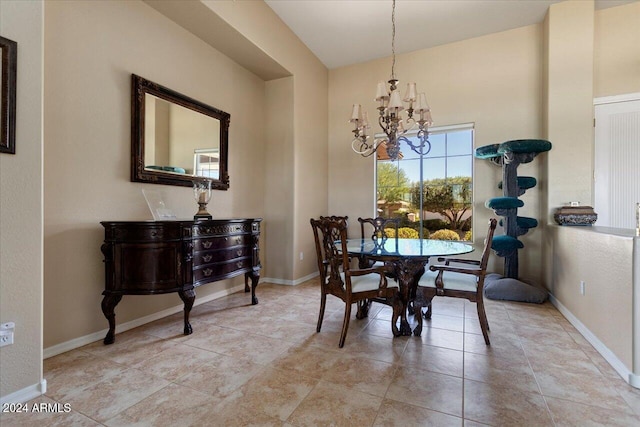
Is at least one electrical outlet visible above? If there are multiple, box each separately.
[580,281,586,296]
[299,252,304,261]
[0,322,15,347]
[0,331,13,347]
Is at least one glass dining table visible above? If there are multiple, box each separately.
[341,237,474,336]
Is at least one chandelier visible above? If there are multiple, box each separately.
[349,0,433,161]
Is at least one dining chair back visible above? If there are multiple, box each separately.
[310,217,400,347]
[318,215,350,271]
[319,215,349,243]
[358,216,400,241]
[355,216,402,318]
[413,218,498,344]
[357,216,400,267]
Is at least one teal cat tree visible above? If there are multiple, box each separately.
[474,139,552,302]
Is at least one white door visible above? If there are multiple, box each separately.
[594,94,640,229]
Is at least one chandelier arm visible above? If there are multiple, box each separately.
[352,136,385,157]
[378,113,390,135]
[351,138,372,156]
[397,135,410,145]
[402,116,417,134]
[402,133,433,157]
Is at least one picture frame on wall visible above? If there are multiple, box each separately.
[1,35,17,154]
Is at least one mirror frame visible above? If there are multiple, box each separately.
[131,74,230,189]
[1,36,17,155]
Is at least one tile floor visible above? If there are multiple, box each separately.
[3,279,640,426]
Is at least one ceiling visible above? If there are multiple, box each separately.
[265,0,635,69]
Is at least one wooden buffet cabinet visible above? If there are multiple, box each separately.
[100,218,261,344]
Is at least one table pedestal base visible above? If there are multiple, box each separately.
[391,258,426,337]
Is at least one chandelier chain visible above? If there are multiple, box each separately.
[349,0,432,161]
[391,0,396,80]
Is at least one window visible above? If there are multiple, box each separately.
[375,123,474,240]
[193,148,220,179]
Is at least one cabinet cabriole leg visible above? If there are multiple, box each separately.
[247,271,259,305]
[101,293,122,345]
[178,289,196,335]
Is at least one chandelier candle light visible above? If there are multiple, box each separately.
[350,0,433,161]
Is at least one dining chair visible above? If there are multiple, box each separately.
[319,215,350,268]
[310,217,401,347]
[319,215,349,241]
[413,218,498,344]
[357,217,400,268]
[358,216,400,241]
[320,215,375,319]
[356,216,402,316]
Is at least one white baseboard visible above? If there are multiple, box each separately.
[43,284,245,359]
[549,294,639,389]
[261,271,318,286]
[0,379,46,405]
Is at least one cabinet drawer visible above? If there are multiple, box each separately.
[193,234,249,251]
[194,247,251,265]
[107,225,184,242]
[194,257,251,283]
[193,223,252,237]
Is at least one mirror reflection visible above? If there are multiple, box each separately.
[144,94,220,179]
[131,74,230,189]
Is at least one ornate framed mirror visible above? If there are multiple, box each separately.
[131,74,230,189]
[1,36,17,155]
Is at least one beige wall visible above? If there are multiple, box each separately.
[594,2,640,98]
[264,77,295,281]
[545,0,594,218]
[0,0,44,399]
[202,0,329,283]
[329,24,545,283]
[544,1,640,381]
[43,0,269,348]
[552,226,634,368]
[542,0,596,292]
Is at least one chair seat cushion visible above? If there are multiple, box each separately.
[370,260,386,268]
[339,272,399,293]
[418,270,477,292]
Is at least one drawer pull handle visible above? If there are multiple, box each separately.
[236,249,243,256]
[224,237,228,241]
[236,237,242,244]
[203,268,213,277]
[203,254,213,262]
[202,241,212,249]
[237,261,243,268]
